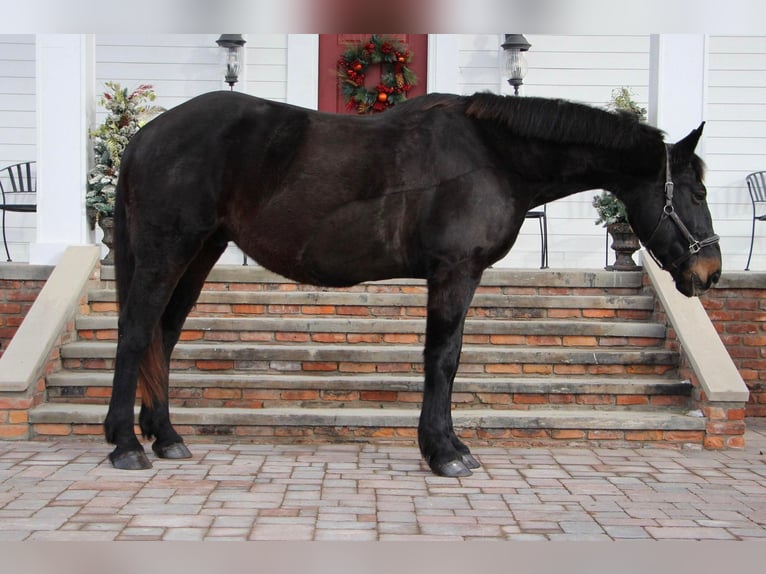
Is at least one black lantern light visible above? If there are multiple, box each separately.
[216,34,246,89]
[501,34,531,96]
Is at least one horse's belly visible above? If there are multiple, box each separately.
[298,194,416,285]
[232,191,416,287]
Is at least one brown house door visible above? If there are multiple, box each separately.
[318,34,428,114]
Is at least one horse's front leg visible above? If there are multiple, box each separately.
[419,269,482,477]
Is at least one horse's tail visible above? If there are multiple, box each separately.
[113,170,165,408]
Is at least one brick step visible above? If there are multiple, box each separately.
[74,315,666,345]
[85,288,656,318]
[60,341,678,377]
[97,265,646,291]
[45,371,693,409]
[28,403,707,447]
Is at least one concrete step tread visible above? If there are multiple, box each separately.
[86,288,656,310]
[98,265,645,289]
[46,370,692,395]
[75,315,666,338]
[29,402,706,430]
[60,341,678,364]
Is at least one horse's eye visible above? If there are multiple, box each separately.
[691,186,707,203]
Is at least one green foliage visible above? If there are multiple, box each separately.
[608,86,647,121]
[592,191,629,226]
[86,82,163,219]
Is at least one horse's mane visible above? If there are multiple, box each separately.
[464,92,664,151]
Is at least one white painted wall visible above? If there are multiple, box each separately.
[0,35,36,261]
[705,36,766,271]
[92,34,288,264]
[2,33,765,271]
[458,34,651,269]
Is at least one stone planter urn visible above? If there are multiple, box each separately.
[606,221,640,270]
[98,216,115,264]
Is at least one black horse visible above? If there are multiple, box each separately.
[103,91,721,477]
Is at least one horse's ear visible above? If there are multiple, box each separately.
[672,122,705,162]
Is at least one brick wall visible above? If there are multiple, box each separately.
[701,273,766,417]
[0,265,52,358]
[0,265,54,438]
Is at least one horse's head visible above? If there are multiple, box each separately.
[622,123,722,297]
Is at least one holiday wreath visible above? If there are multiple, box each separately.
[337,35,418,114]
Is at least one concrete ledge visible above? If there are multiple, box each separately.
[46,370,692,396]
[714,271,766,289]
[30,403,707,431]
[0,246,100,393]
[61,340,678,366]
[0,263,54,281]
[100,265,645,289]
[642,251,750,402]
[76,315,666,339]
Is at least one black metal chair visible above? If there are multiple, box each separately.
[0,161,37,262]
[745,171,766,271]
[525,204,548,269]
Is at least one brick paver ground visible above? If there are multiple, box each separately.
[1,419,765,541]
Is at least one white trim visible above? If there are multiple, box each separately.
[286,34,318,110]
[427,34,460,94]
[30,34,94,265]
[649,34,707,144]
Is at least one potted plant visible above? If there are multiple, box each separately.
[592,87,646,270]
[593,190,640,270]
[87,82,163,263]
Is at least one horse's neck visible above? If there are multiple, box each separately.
[523,141,661,203]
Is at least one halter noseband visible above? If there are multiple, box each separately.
[643,144,719,271]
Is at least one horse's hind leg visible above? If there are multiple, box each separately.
[104,266,184,470]
[419,267,482,478]
[139,233,228,459]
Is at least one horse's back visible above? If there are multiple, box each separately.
[118,91,510,285]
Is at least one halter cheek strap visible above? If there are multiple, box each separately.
[644,145,719,271]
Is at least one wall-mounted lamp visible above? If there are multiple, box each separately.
[501,34,531,96]
[216,34,247,90]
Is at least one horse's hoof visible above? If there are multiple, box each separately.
[436,459,473,478]
[110,449,152,470]
[153,442,192,459]
[462,453,480,469]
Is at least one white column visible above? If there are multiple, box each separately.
[649,34,707,146]
[427,34,460,94]
[30,34,95,265]
[286,34,318,110]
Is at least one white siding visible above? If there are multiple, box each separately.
[94,34,288,264]
[95,34,226,114]
[245,34,288,102]
[0,34,36,261]
[3,34,765,269]
[705,36,766,271]
[95,34,288,112]
[458,35,651,269]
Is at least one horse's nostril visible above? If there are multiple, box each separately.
[710,270,721,285]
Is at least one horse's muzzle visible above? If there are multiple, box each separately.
[675,255,722,297]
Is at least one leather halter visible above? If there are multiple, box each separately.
[643,145,720,271]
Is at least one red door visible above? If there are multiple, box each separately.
[318,34,428,114]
